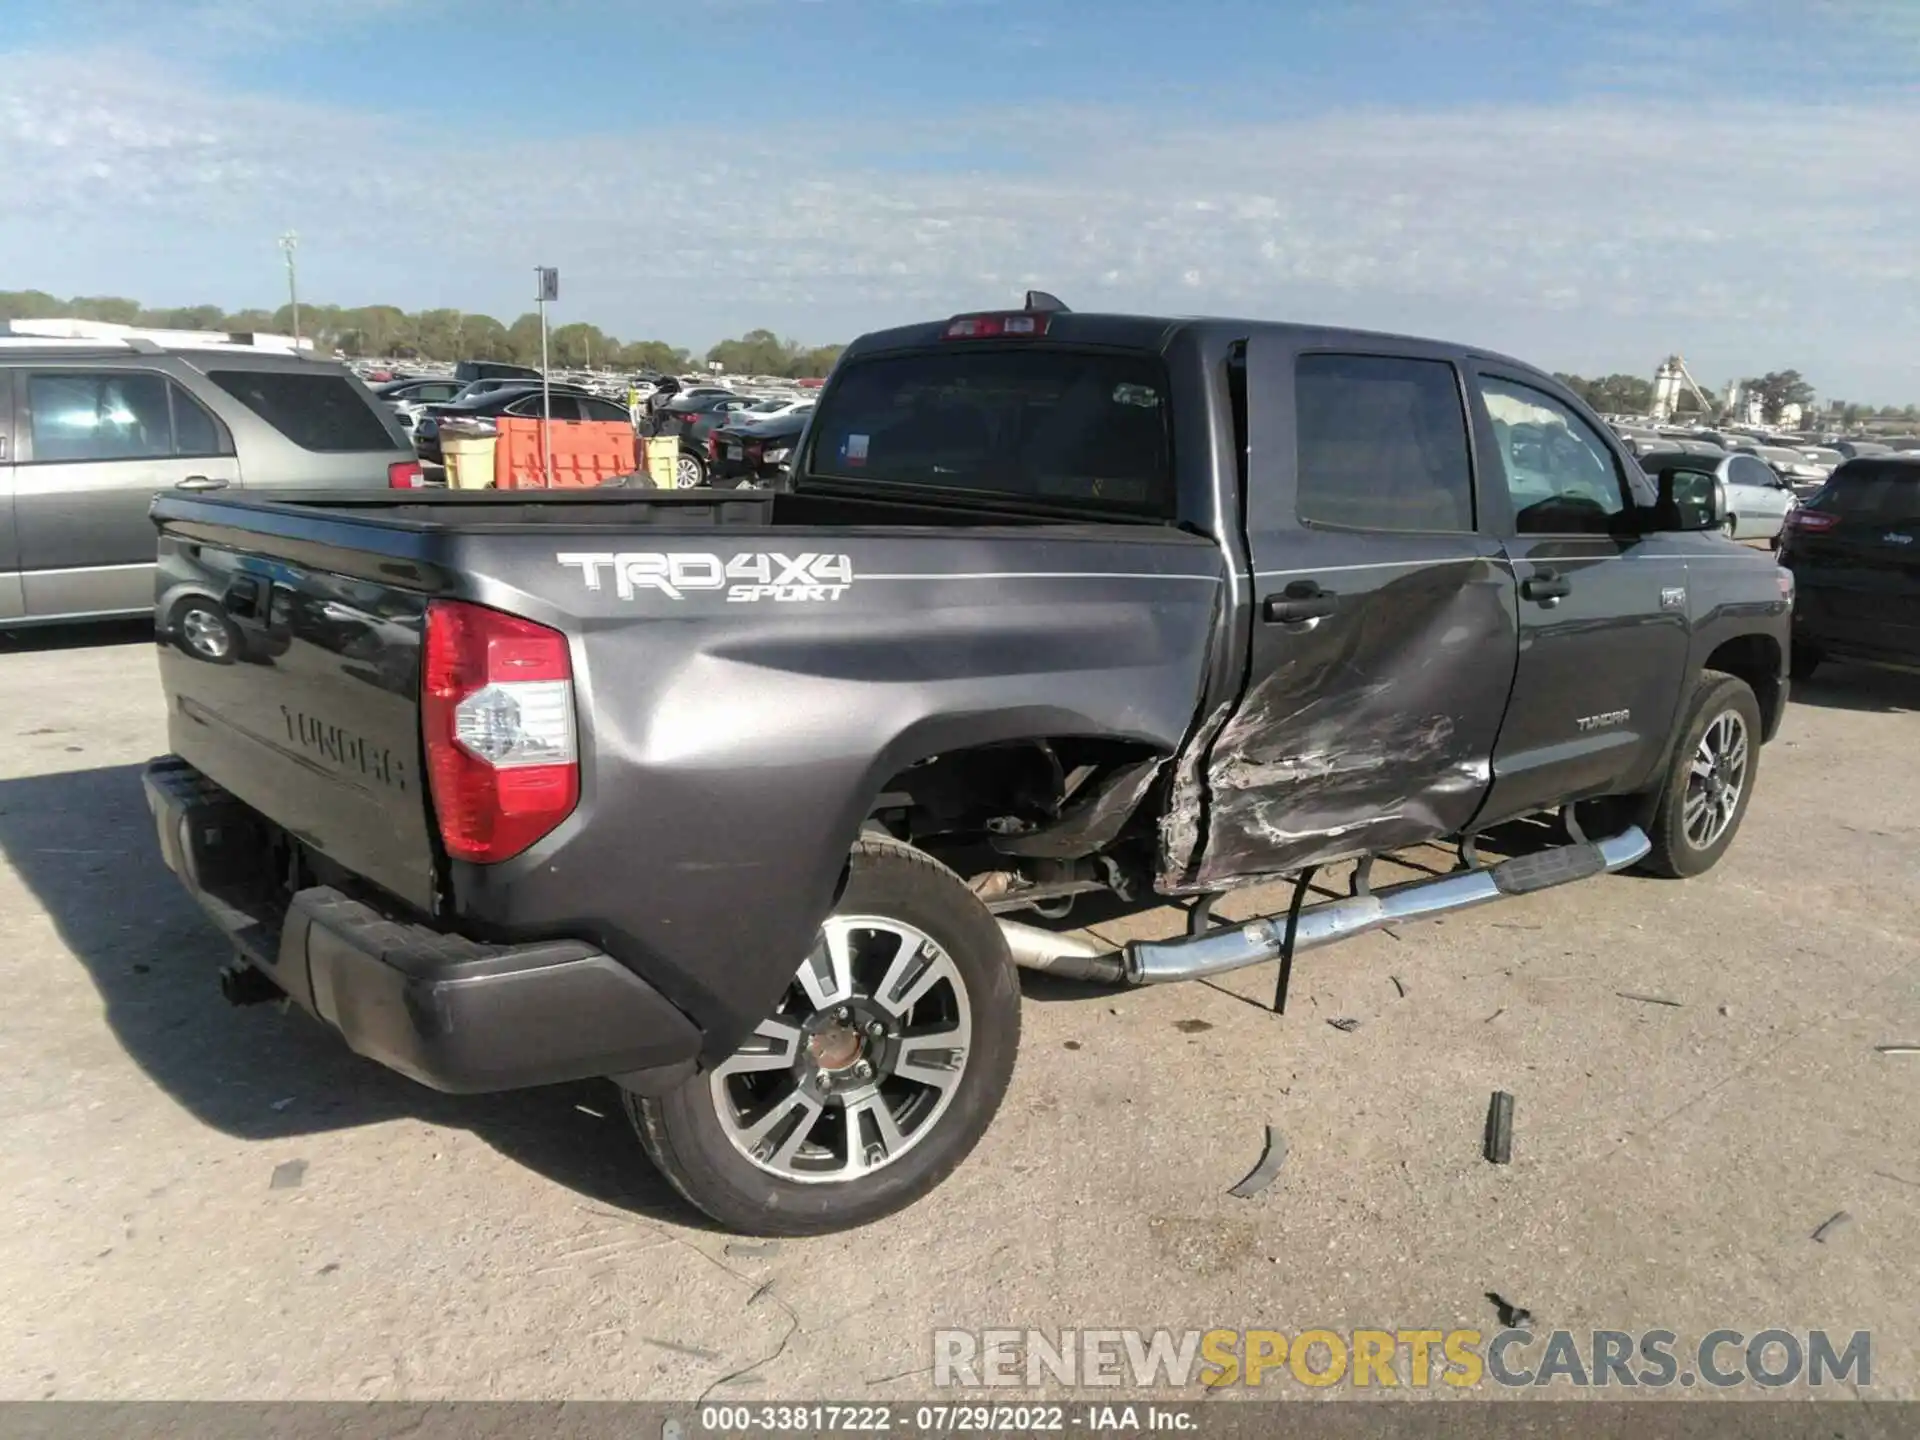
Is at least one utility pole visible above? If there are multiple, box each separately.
[279,231,301,348]
[535,267,559,486]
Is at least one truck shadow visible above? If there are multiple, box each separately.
[1789,663,1920,715]
[0,762,715,1230]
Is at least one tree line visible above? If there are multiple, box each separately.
[0,290,845,379]
[1556,367,1917,428]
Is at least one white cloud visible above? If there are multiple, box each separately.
[1,50,1916,399]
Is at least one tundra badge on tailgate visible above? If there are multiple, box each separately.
[557,551,854,603]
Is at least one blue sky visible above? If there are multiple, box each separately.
[2,0,1917,398]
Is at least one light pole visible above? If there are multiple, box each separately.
[279,231,301,347]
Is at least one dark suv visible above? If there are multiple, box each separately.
[1778,454,1920,678]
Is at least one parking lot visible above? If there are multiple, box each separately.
[1,623,1916,1401]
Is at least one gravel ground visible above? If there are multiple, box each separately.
[1,623,1915,1402]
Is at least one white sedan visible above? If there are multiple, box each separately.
[1640,448,1797,542]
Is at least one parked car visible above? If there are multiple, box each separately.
[1638,448,1796,541]
[413,386,628,465]
[707,408,811,488]
[371,377,471,434]
[1833,441,1892,460]
[453,360,542,384]
[1778,455,1920,679]
[1731,442,1829,491]
[142,298,1791,1234]
[0,326,417,630]
[662,394,764,485]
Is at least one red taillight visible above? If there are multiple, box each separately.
[708,432,721,459]
[942,312,1051,340]
[422,600,578,864]
[388,459,424,489]
[1787,509,1838,533]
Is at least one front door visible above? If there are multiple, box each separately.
[1188,339,1519,887]
[14,368,239,618]
[1469,367,1693,824]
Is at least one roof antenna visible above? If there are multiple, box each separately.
[1024,290,1069,313]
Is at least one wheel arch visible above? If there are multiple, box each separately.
[1704,633,1786,741]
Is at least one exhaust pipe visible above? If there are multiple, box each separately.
[1123,826,1649,986]
[997,920,1126,984]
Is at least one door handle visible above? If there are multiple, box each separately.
[1521,569,1571,604]
[1263,580,1339,624]
[174,475,229,491]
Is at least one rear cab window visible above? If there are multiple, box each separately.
[206,369,397,452]
[803,346,1174,518]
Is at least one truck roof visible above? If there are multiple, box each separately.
[839,307,1548,381]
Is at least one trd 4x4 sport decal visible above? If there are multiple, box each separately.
[557,551,854,603]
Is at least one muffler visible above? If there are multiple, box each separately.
[997,827,1649,989]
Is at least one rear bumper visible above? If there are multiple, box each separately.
[143,756,703,1094]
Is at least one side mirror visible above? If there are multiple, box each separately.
[1652,465,1725,532]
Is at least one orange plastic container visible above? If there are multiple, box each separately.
[493,416,637,490]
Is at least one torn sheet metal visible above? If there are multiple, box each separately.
[1186,556,1516,887]
[1227,1124,1289,1198]
[995,757,1165,859]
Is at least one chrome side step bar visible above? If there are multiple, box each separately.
[997,826,1650,989]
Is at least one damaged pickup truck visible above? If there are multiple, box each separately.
[144,295,1792,1233]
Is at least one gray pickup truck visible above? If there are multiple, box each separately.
[143,297,1792,1234]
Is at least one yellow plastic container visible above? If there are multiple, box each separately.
[644,435,684,488]
[442,432,498,490]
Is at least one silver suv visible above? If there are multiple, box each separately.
[0,324,417,626]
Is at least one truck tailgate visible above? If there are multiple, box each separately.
[156,537,438,913]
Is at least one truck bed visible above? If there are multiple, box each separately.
[148,488,1224,1040]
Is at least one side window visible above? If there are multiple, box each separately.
[507,394,580,421]
[27,371,175,463]
[206,370,396,452]
[1732,456,1774,488]
[169,383,228,457]
[1478,377,1627,535]
[580,397,630,422]
[1294,354,1473,532]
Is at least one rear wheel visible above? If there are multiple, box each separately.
[675,452,706,489]
[627,836,1021,1234]
[1641,671,1762,878]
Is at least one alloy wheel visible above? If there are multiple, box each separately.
[709,916,972,1184]
[1683,710,1749,849]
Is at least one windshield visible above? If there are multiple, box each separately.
[804,346,1173,516]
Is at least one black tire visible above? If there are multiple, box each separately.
[1789,645,1821,682]
[1640,671,1762,879]
[169,597,239,665]
[627,835,1021,1235]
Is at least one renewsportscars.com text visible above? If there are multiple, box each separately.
[933,1327,1870,1390]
